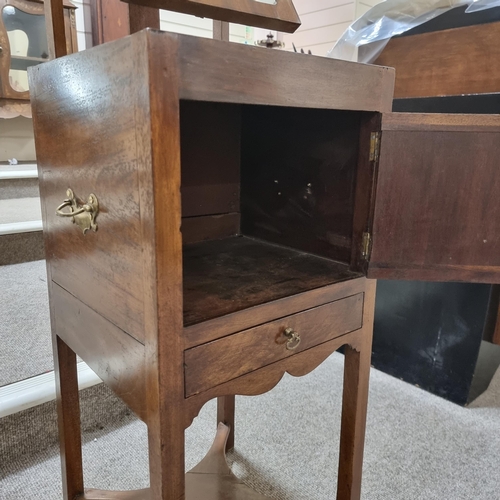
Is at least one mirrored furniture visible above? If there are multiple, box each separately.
[0,0,77,117]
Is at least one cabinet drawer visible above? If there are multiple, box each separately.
[184,293,364,397]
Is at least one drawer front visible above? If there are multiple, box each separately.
[184,293,363,397]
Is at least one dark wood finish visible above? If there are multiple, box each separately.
[29,35,150,343]
[212,19,229,41]
[128,2,159,33]
[337,279,375,500]
[44,0,67,57]
[180,100,241,219]
[183,236,362,327]
[184,323,370,429]
[185,294,363,396]
[122,0,301,33]
[367,112,500,283]
[90,0,129,45]
[146,31,185,500]
[52,283,148,422]
[43,0,78,59]
[373,21,500,98]
[184,277,367,349]
[176,34,395,112]
[31,28,396,500]
[53,336,84,500]
[350,113,380,273]
[181,213,240,245]
[241,106,364,264]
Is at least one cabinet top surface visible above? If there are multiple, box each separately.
[31,29,396,113]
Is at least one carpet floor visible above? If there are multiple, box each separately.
[2,352,500,499]
[0,260,52,386]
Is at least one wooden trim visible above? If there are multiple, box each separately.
[184,327,367,428]
[181,213,240,245]
[373,21,500,98]
[176,33,395,112]
[367,264,500,284]
[146,30,186,499]
[44,0,68,58]
[382,112,500,133]
[213,20,229,41]
[122,0,301,33]
[128,3,159,33]
[184,277,367,348]
[52,283,148,422]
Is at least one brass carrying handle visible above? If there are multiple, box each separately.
[284,327,301,351]
[55,188,99,235]
[56,199,93,217]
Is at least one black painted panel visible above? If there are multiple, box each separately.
[373,281,491,405]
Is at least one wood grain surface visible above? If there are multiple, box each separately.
[368,112,500,283]
[184,277,367,348]
[30,34,149,343]
[122,0,301,33]
[373,21,500,98]
[241,106,364,264]
[30,27,384,500]
[183,236,362,327]
[52,283,148,422]
[184,326,369,428]
[185,293,363,396]
[176,33,395,113]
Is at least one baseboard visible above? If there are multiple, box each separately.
[0,220,43,235]
[0,362,102,418]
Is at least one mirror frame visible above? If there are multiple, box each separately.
[122,0,301,33]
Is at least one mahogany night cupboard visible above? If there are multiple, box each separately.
[29,29,500,500]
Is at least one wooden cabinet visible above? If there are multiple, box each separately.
[0,0,77,113]
[29,29,500,500]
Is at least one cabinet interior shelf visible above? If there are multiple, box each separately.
[182,236,362,327]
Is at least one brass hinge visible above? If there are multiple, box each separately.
[361,232,372,260]
[369,132,381,162]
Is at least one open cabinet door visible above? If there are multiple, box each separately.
[366,113,500,284]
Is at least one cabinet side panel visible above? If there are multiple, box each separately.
[30,33,151,343]
[369,119,500,283]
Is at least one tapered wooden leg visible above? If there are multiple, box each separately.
[337,341,372,500]
[337,280,376,500]
[217,396,235,451]
[54,335,84,500]
[147,410,186,500]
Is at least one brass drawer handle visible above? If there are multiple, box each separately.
[56,188,99,235]
[284,327,301,351]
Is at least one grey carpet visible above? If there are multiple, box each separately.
[0,178,39,199]
[0,232,45,266]
[0,260,52,386]
[2,352,500,499]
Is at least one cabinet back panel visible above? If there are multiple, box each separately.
[241,106,363,263]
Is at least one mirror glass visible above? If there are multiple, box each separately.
[2,6,48,93]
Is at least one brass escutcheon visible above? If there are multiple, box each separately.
[283,327,301,351]
[56,188,99,235]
